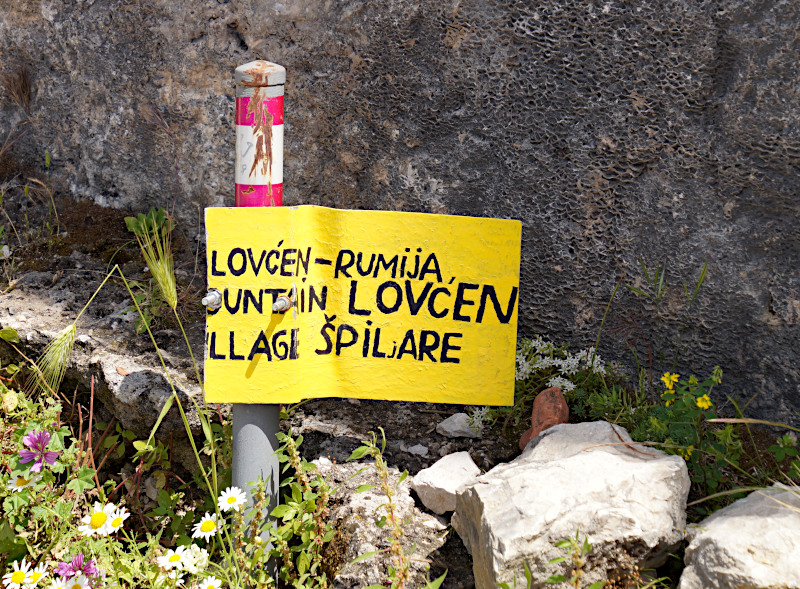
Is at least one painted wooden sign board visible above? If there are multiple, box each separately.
[204,205,521,406]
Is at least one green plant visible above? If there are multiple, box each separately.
[348,428,412,589]
[631,368,747,511]
[584,383,651,434]
[346,428,447,589]
[544,530,605,589]
[269,431,336,588]
[125,207,177,309]
[619,258,707,394]
[491,336,611,434]
[122,277,165,334]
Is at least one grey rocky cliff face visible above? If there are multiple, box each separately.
[1,0,799,424]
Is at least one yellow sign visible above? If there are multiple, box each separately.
[204,206,521,405]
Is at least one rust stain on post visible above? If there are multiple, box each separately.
[248,85,274,184]
[240,60,284,87]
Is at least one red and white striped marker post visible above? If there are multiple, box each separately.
[231,61,285,535]
[235,61,285,207]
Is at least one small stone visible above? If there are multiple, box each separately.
[436,413,480,438]
[144,476,159,502]
[408,444,429,457]
[412,451,481,514]
[313,456,332,468]
[519,386,569,450]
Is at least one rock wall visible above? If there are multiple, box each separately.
[1,0,798,423]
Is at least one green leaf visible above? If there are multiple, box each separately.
[356,484,376,493]
[347,446,371,461]
[0,327,20,343]
[66,465,96,494]
[296,550,310,574]
[270,504,294,518]
[523,561,532,587]
[623,284,651,299]
[0,520,27,560]
[341,549,382,570]
[587,582,607,589]
[133,440,152,453]
[157,489,171,510]
[425,571,448,589]
[398,470,409,485]
[124,216,141,234]
[545,574,567,583]
[546,556,566,565]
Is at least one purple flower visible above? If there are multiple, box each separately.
[56,553,99,578]
[19,430,59,473]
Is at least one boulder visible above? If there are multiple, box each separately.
[452,422,689,589]
[411,451,481,514]
[519,386,569,450]
[679,484,800,589]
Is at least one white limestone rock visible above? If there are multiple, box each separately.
[451,421,689,589]
[436,413,480,438]
[678,484,800,589]
[311,460,447,589]
[411,451,481,514]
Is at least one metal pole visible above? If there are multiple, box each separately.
[232,61,285,540]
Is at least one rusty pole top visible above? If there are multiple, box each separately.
[235,60,286,90]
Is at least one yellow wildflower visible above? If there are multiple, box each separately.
[660,372,679,390]
[696,394,712,410]
[678,445,694,460]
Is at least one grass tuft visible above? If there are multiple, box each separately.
[27,322,76,396]
[125,208,177,310]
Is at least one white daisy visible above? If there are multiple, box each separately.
[182,545,209,574]
[196,577,222,589]
[2,558,33,589]
[191,513,218,540]
[28,562,48,587]
[77,502,117,537]
[6,472,42,493]
[217,486,247,512]
[107,505,130,533]
[47,578,70,589]
[157,546,188,571]
[155,569,185,587]
[61,574,91,589]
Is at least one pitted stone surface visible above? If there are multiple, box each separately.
[1,0,799,424]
